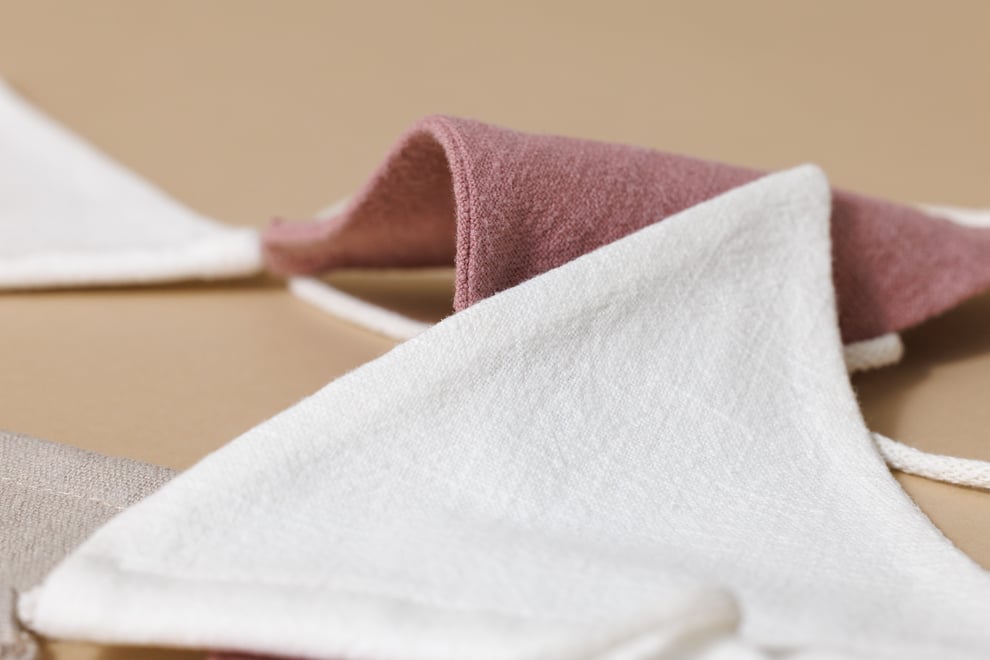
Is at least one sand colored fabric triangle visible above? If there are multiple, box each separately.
[0,81,261,288]
[22,167,990,659]
[264,115,990,344]
[0,431,174,659]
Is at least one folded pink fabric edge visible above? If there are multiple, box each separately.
[262,115,990,344]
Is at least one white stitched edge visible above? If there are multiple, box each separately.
[0,230,262,288]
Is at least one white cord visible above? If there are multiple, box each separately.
[289,277,432,341]
[874,433,990,491]
[921,204,990,228]
[843,333,904,373]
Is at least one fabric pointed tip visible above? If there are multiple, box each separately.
[263,216,332,244]
[262,219,346,276]
[781,163,831,203]
[0,82,265,288]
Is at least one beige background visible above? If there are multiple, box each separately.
[0,1,988,658]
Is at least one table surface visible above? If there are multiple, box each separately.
[1,1,988,658]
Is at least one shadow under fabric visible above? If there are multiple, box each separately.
[0,431,175,660]
[263,114,990,351]
[22,168,990,659]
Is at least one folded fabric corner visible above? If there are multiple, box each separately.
[0,80,262,289]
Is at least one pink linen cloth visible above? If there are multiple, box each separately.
[264,116,989,343]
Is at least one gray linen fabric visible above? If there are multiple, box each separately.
[0,430,174,658]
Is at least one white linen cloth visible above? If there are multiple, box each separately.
[21,166,990,659]
[0,81,261,288]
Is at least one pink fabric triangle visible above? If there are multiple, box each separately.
[263,116,989,343]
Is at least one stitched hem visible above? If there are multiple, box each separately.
[20,556,738,660]
[0,431,174,510]
[0,476,123,512]
[0,230,262,289]
[429,117,476,312]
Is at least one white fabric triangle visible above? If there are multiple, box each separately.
[0,81,261,288]
[21,166,990,659]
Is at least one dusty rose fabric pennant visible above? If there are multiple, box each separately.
[263,116,989,344]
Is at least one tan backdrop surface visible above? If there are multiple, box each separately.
[0,1,987,658]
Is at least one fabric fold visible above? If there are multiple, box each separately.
[22,166,990,659]
[0,81,262,288]
[264,115,990,345]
